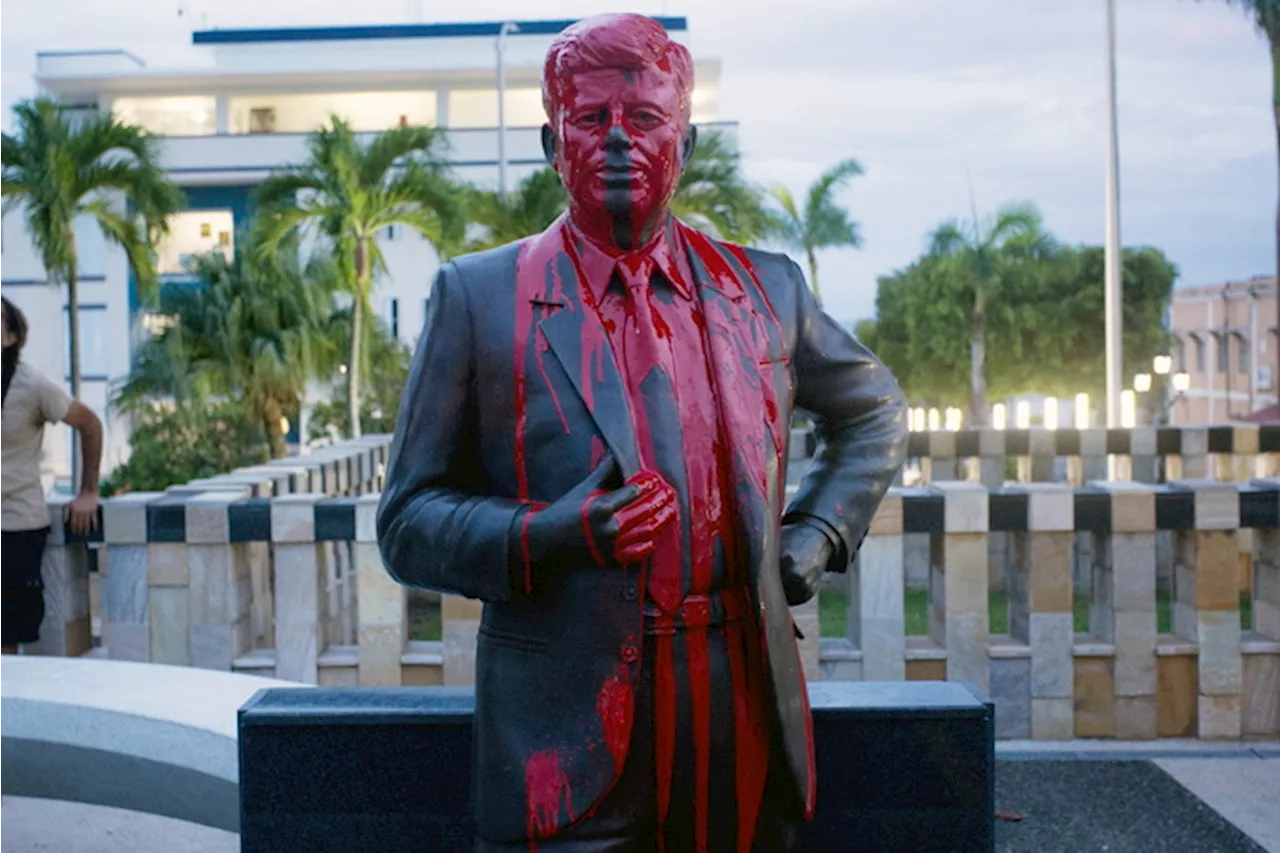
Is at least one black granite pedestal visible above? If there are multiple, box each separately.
[238,681,993,852]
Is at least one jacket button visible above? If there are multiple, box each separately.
[621,644,639,663]
[623,583,638,601]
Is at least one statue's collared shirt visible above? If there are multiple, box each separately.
[564,218,743,612]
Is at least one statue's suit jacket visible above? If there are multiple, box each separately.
[377,216,907,843]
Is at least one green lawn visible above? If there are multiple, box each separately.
[818,587,1252,638]
[409,583,1251,643]
[408,593,442,642]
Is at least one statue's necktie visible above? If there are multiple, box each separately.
[616,253,683,615]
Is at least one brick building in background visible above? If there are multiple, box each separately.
[1168,275,1278,425]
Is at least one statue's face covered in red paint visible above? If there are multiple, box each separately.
[542,14,695,251]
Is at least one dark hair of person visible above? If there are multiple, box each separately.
[2,296,29,367]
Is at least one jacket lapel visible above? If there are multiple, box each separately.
[681,225,788,578]
[521,217,642,478]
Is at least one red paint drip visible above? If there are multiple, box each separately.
[654,632,676,827]
[687,628,712,853]
[594,667,634,777]
[726,620,770,852]
[525,749,573,840]
[534,328,572,435]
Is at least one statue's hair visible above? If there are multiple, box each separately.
[542,14,694,121]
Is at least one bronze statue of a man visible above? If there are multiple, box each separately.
[378,13,907,850]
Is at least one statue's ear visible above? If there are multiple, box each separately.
[680,124,698,168]
[541,124,557,166]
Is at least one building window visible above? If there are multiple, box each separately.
[112,96,217,136]
[229,91,437,135]
[1174,336,1186,373]
[64,305,109,380]
[381,225,398,242]
[390,298,399,339]
[1235,334,1250,376]
[1192,334,1205,373]
[156,210,235,274]
[1216,333,1229,375]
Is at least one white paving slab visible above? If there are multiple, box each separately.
[0,795,238,853]
[1155,758,1280,853]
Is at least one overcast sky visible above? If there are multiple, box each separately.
[2,0,1273,323]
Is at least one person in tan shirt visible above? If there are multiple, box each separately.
[2,296,102,653]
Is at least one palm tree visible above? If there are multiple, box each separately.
[767,158,865,305]
[672,129,777,245]
[2,98,184,477]
[928,202,1053,426]
[465,168,567,251]
[1203,0,1280,393]
[115,239,337,458]
[255,117,463,438]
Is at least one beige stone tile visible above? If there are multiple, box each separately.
[929,431,957,461]
[1073,657,1115,738]
[857,536,904,621]
[1109,533,1158,613]
[1030,613,1073,699]
[1129,427,1157,457]
[318,666,359,688]
[148,587,190,666]
[1195,531,1243,611]
[1193,486,1241,531]
[1158,654,1198,738]
[946,612,989,691]
[1232,425,1260,455]
[936,482,988,533]
[442,594,484,622]
[1242,653,1280,736]
[1113,611,1157,697]
[185,493,238,544]
[1197,610,1243,696]
[355,494,381,543]
[906,659,946,681]
[1115,696,1157,739]
[270,495,320,543]
[103,492,163,545]
[861,617,906,681]
[868,491,903,536]
[146,543,189,588]
[1197,694,1242,739]
[1032,697,1074,741]
[1110,488,1155,533]
[402,664,444,686]
[944,534,988,615]
[1024,487,1073,533]
[358,623,406,687]
[1028,533,1073,613]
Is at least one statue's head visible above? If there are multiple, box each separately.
[541,13,696,251]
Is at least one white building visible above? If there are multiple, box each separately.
[1,17,732,485]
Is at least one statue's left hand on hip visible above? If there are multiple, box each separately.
[779,522,834,606]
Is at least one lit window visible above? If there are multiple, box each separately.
[156,210,235,274]
[112,96,217,136]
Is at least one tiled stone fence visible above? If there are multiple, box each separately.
[786,424,1280,487]
[34,436,1280,742]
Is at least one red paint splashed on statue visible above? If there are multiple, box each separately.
[526,749,573,842]
[595,667,634,776]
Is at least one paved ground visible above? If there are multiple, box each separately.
[1155,758,1280,853]
[994,760,1269,853]
[0,797,237,853]
[3,751,1277,852]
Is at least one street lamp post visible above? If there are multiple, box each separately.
[495,21,520,198]
[1104,0,1125,431]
